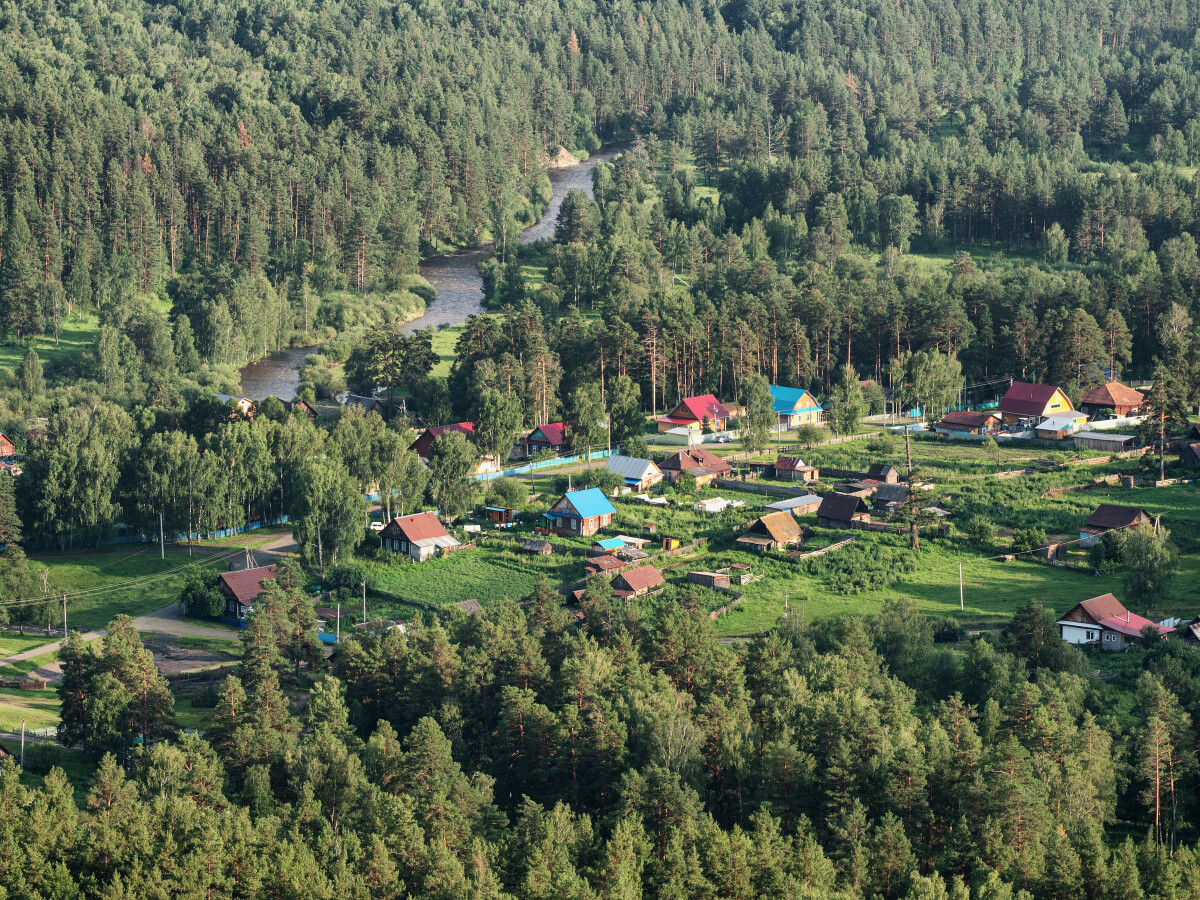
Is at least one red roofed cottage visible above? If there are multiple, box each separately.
[1057,593,1173,650]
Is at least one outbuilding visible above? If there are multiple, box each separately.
[688,571,732,589]
[817,493,871,527]
[1080,381,1144,418]
[1073,432,1137,452]
[612,566,665,598]
[763,494,822,515]
[1079,504,1152,548]
[735,511,803,551]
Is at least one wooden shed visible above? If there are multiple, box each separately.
[521,538,553,555]
[688,571,732,589]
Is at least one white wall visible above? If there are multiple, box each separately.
[1060,622,1098,645]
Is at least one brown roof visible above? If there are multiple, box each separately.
[866,463,898,480]
[750,511,803,543]
[660,446,732,475]
[385,511,449,542]
[1079,593,1127,623]
[774,455,808,471]
[587,555,624,571]
[1080,382,1144,408]
[936,410,1000,428]
[817,493,870,522]
[616,566,665,592]
[1084,504,1150,531]
[455,599,483,615]
[218,565,278,603]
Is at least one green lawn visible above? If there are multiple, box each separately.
[173,694,215,732]
[0,686,62,732]
[0,307,102,378]
[29,550,228,634]
[0,632,58,656]
[0,647,65,680]
[174,634,242,657]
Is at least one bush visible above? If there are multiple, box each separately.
[932,617,965,643]
[960,515,995,547]
[484,477,528,509]
[1011,526,1047,555]
[867,432,897,454]
[327,561,371,599]
[178,571,224,618]
[796,424,830,448]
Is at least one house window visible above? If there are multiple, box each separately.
[1086,631,1095,640]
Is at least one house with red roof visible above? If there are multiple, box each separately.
[218,565,278,619]
[612,565,665,598]
[998,381,1072,424]
[657,394,733,433]
[380,511,462,561]
[1080,381,1144,418]
[932,410,1003,435]
[516,422,566,459]
[1057,593,1173,650]
[658,447,732,486]
[412,423,476,459]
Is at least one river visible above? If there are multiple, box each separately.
[238,145,621,400]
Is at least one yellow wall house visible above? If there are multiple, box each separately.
[998,381,1072,424]
[768,385,822,428]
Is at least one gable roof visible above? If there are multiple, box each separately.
[1084,504,1149,531]
[559,488,616,518]
[387,511,451,542]
[768,385,817,414]
[587,554,624,572]
[522,538,553,552]
[1182,442,1200,463]
[818,493,870,521]
[750,511,802,543]
[936,410,1001,428]
[774,455,809,471]
[1061,593,1174,639]
[764,494,822,512]
[413,422,475,457]
[528,423,566,446]
[660,447,732,474]
[1081,381,1144,408]
[1037,413,1086,433]
[218,565,278,604]
[672,394,732,422]
[866,463,898,480]
[606,455,661,480]
[616,565,665,592]
[999,382,1065,416]
[875,483,909,505]
[595,537,626,550]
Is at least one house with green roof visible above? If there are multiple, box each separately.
[769,385,822,428]
[544,487,617,537]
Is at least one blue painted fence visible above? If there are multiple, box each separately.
[473,448,617,481]
[23,515,292,551]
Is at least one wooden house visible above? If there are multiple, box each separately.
[1180,442,1200,468]
[1080,381,1144,418]
[215,393,256,419]
[763,494,822,516]
[0,433,14,458]
[817,493,870,527]
[544,488,615,537]
[998,382,1072,424]
[736,511,803,551]
[659,447,732,486]
[612,566,665,598]
[1057,593,1172,650]
[1035,412,1087,440]
[866,463,901,484]
[1073,432,1137,452]
[873,482,909,512]
[343,394,388,416]
[380,512,462,561]
[656,394,733,433]
[1079,504,1152,548]
[283,399,318,423]
[521,538,553,555]
[218,565,277,619]
[642,522,658,535]
[519,422,566,458]
[932,410,1002,435]
[773,456,819,482]
[412,422,476,459]
[484,506,517,526]
[768,385,823,428]
[584,554,624,576]
[688,571,732,589]
[605,455,663,491]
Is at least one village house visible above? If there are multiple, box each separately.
[735,511,803,551]
[659,446,732,486]
[1079,504,1152,548]
[768,385,823,428]
[219,564,277,619]
[380,511,462,561]
[873,482,909,513]
[344,393,388,417]
[611,565,665,598]
[1057,593,1173,650]
[584,554,624,576]
[605,454,663,491]
[932,410,1003,436]
[1180,442,1200,468]
[817,493,871,527]
[656,394,733,433]
[1080,381,1144,418]
[544,487,615,536]
[865,463,901,484]
[772,456,819,482]
[0,433,15,458]
[283,399,318,423]
[998,381,1072,425]
[521,538,553,555]
[215,393,256,418]
[517,422,567,458]
[412,422,500,476]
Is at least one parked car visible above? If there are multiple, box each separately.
[715,435,731,443]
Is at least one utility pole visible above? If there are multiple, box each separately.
[20,721,25,768]
[159,510,165,560]
[361,581,367,625]
[959,563,964,611]
[62,593,67,639]
[336,603,340,643]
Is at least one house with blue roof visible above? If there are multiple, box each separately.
[545,488,616,536]
[769,385,822,429]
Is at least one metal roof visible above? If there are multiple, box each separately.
[605,455,661,480]
[764,494,822,511]
[560,488,616,519]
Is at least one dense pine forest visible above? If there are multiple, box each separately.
[2,0,1200,896]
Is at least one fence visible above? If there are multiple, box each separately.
[712,478,812,498]
[22,515,292,551]
[474,448,617,481]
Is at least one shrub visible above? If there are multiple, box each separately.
[328,561,372,599]
[960,515,995,547]
[485,477,528,509]
[796,424,830,448]
[178,570,224,618]
[1011,526,1046,555]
